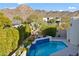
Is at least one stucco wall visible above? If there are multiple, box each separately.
[67,17,79,46]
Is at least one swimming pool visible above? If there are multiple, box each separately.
[27,39,67,56]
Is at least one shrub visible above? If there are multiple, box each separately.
[41,27,57,37]
[47,19,55,23]
[13,16,22,21]
[24,35,35,47]
[26,13,43,24]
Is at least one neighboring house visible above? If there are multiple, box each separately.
[43,17,61,26]
[43,17,54,22]
[55,18,61,26]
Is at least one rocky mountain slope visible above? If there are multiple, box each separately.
[34,10,79,17]
[0,4,79,21]
[0,4,33,21]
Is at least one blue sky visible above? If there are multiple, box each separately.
[0,3,79,11]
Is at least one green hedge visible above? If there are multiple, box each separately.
[41,27,57,37]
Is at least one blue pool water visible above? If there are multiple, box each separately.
[27,40,67,56]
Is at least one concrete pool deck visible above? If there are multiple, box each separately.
[50,37,78,56]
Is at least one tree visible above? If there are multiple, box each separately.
[17,23,31,45]
[13,16,22,21]
[26,13,43,24]
[0,12,19,56]
[0,12,12,28]
[0,27,19,56]
[0,11,4,16]
[13,15,23,23]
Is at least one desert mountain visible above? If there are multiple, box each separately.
[15,4,32,13]
[0,4,33,21]
[0,4,79,22]
[34,10,79,17]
